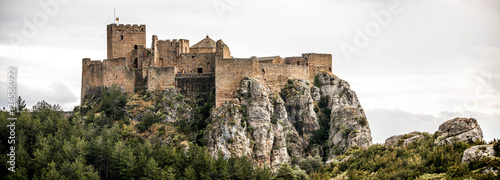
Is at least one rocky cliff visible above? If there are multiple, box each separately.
[314,73,372,161]
[205,72,373,168]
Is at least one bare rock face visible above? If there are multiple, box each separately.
[462,144,499,175]
[158,87,193,123]
[206,77,290,169]
[434,117,483,145]
[206,74,372,169]
[462,145,496,163]
[384,131,424,147]
[281,79,319,147]
[315,73,372,162]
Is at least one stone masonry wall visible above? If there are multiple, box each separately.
[147,67,176,91]
[304,53,332,79]
[215,57,261,105]
[215,57,310,106]
[261,63,310,95]
[101,57,136,95]
[81,58,103,101]
[177,53,216,74]
[175,73,215,99]
[284,56,305,65]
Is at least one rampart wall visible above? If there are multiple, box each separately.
[215,57,261,105]
[147,67,176,91]
[215,57,311,106]
[261,63,310,94]
[175,73,215,102]
[101,57,137,95]
[81,58,103,100]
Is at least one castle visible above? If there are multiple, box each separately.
[81,24,333,106]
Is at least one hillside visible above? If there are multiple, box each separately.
[1,73,499,179]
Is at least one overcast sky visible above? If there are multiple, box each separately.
[0,0,499,143]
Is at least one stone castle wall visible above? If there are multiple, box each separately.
[81,58,103,100]
[261,63,310,94]
[215,57,261,105]
[175,73,215,99]
[177,53,216,74]
[147,67,176,91]
[214,57,311,106]
[305,53,332,79]
[81,57,138,100]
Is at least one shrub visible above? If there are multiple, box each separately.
[358,117,367,127]
[318,96,329,109]
[176,94,183,101]
[273,163,296,180]
[177,105,186,114]
[271,116,278,124]
[494,141,500,157]
[98,86,127,120]
[314,76,322,88]
[293,168,310,180]
[137,111,158,132]
[299,156,323,174]
[446,163,469,179]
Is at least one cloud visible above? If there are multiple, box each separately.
[0,80,78,111]
[367,108,500,144]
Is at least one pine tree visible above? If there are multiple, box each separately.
[212,152,229,180]
[184,166,197,180]
[161,166,176,180]
[273,163,296,180]
[144,158,162,180]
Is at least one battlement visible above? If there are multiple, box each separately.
[108,23,146,31]
[158,39,189,43]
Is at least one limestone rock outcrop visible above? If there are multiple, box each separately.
[315,73,372,161]
[462,145,496,163]
[155,87,193,123]
[384,131,425,147]
[206,73,372,169]
[206,77,290,169]
[434,117,483,145]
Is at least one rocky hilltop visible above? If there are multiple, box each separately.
[205,73,372,168]
[434,117,483,145]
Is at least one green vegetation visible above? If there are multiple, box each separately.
[0,95,273,180]
[2,90,499,179]
[313,76,322,88]
[309,95,331,161]
[313,133,500,179]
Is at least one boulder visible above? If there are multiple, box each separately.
[384,131,424,147]
[462,145,496,163]
[434,117,483,145]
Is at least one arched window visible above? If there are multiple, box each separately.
[133,58,138,68]
[134,45,138,50]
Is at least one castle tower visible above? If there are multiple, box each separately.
[107,24,146,61]
[216,40,231,59]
